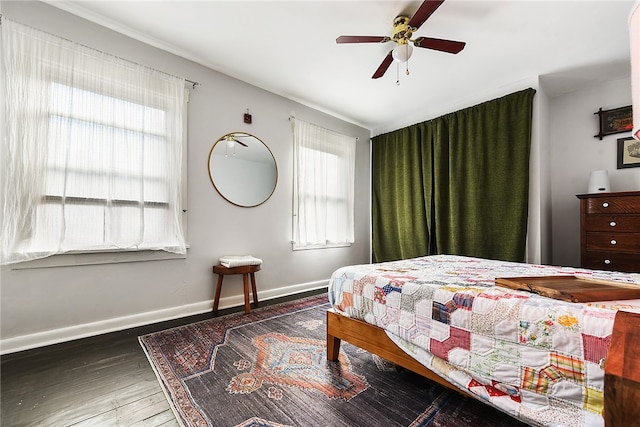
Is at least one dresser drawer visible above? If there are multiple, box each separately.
[578,192,640,273]
[583,251,640,273]
[585,232,640,252]
[584,215,640,232]
[585,195,640,214]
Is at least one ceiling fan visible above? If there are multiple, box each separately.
[223,133,248,157]
[224,134,248,147]
[336,0,466,79]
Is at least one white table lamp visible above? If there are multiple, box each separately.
[588,170,610,193]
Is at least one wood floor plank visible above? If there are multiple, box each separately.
[70,391,176,426]
[0,324,181,427]
[1,289,324,427]
[2,346,165,426]
[132,410,180,427]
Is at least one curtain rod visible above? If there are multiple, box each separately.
[185,79,201,89]
[0,14,201,89]
[289,115,359,141]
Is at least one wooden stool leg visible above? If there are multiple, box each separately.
[250,272,258,305]
[242,273,251,314]
[213,275,224,314]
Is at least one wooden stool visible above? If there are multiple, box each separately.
[212,264,260,314]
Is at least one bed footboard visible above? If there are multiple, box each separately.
[326,310,464,393]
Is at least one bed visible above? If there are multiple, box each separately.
[326,255,640,427]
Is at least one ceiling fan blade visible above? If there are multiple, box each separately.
[336,35,390,44]
[408,0,445,30]
[232,138,248,147]
[372,51,394,79]
[414,37,465,54]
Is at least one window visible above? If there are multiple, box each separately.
[292,119,356,249]
[1,19,186,264]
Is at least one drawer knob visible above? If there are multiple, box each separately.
[609,221,617,227]
[610,239,617,245]
[604,259,611,265]
[602,202,609,208]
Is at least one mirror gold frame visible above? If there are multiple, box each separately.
[208,132,278,207]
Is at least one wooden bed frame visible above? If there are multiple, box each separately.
[326,309,640,427]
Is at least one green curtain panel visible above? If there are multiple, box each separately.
[372,126,430,262]
[372,88,536,263]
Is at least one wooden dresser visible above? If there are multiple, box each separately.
[576,191,640,273]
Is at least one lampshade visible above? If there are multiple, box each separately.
[588,170,610,193]
[392,43,413,63]
[226,138,235,148]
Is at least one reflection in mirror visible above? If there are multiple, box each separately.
[208,132,278,207]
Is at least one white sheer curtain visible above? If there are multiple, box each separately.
[1,19,186,264]
[292,119,356,249]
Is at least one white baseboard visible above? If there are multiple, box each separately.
[0,280,328,355]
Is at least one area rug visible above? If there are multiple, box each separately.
[139,294,527,427]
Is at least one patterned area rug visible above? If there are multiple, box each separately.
[139,295,527,427]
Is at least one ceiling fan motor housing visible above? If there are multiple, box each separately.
[393,15,413,45]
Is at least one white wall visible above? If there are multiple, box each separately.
[527,79,551,265]
[548,76,640,268]
[0,1,371,353]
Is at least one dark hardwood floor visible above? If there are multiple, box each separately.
[1,289,325,426]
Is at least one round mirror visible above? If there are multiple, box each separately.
[208,132,278,207]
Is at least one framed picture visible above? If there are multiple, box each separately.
[594,106,633,140]
[617,137,640,169]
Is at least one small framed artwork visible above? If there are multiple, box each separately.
[617,137,640,169]
[594,106,633,140]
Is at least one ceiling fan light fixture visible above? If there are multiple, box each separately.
[392,43,413,63]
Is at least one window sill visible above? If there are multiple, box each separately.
[10,246,189,270]
[292,242,352,251]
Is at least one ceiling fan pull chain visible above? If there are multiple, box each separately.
[396,62,400,86]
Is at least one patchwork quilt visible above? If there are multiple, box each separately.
[327,255,640,427]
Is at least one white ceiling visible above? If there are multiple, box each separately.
[46,0,635,135]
